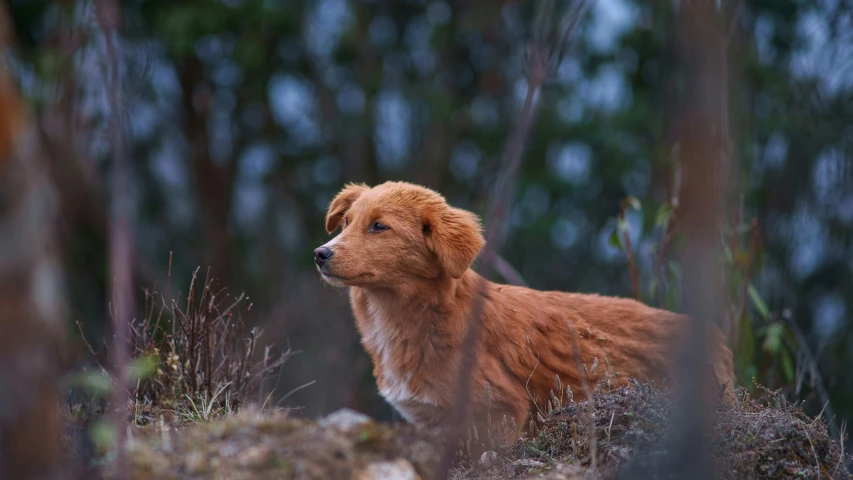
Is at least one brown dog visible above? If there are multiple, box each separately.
[315,181,734,443]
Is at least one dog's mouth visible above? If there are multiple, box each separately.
[319,271,348,287]
[316,265,353,287]
[317,267,367,288]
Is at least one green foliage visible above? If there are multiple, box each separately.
[89,420,116,456]
[127,354,159,382]
[66,369,113,398]
[606,194,797,393]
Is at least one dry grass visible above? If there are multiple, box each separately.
[454,381,850,480]
[61,265,298,477]
[75,265,294,427]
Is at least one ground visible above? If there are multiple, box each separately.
[57,382,850,479]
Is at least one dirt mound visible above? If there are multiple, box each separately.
[59,384,848,479]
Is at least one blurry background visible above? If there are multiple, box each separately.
[2,0,851,441]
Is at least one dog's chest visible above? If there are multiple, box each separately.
[360,301,443,420]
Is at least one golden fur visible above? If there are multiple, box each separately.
[316,181,735,441]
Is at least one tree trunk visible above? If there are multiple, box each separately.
[0,31,65,478]
[181,57,235,281]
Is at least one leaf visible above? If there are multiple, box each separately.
[780,350,795,383]
[723,244,734,264]
[762,323,784,353]
[89,420,116,454]
[608,229,623,250]
[129,354,159,382]
[735,249,751,266]
[667,261,682,279]
[664,283,682,311]
[748,284,770,320]
[70,371,114,396]
[655,204,673,227]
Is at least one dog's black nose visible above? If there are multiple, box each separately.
[314,247,333,267]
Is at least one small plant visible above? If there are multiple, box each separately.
[608,195,797,394]
[77,261,293,425]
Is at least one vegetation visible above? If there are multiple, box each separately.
[61,269,294,473]
[459,382,849,480]
[1,0,852,477]
[58,379,850,479]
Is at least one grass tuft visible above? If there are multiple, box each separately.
[74,264,294,431]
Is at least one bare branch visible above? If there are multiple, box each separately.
[494,255,528,287]
[438,0,591,475]
[95,0,134,474]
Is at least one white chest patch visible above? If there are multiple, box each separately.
[362,299,439,417]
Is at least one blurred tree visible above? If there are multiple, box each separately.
[0,4,65,476]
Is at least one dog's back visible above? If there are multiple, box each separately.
[476,282,734,420]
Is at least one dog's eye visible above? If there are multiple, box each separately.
[369,222,389,233]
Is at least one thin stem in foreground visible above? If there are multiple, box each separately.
[439,1,590,475]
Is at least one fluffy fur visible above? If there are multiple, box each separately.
[316,181,735,442]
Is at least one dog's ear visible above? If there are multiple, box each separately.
[423,204,485,279]
[326,183,369,233]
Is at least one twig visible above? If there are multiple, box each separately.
[96,0,133,474]
[733,217,759,350]
[76,320,102,363]
[654,200,678,307]
[725,0,744,44]
[438,2,592,475]
[568,322,597,472]
[620,200,641,301]
[801,425,821,480]
[605,410,615,443]
[438,1,592,475]
[276,380,317,406]
[524,354,545,418]
[442,5,536,466]
[831,421,846,478]
[494,255,528,287]
[783,311,840,439]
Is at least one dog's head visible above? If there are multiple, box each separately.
[314,181,485,288]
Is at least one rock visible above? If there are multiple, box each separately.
[538,462,589,479]
[184,451,207,475]
[318,408,373,432]
[480,450,498,466]
[354,458,421,480]
[237,445,273,467]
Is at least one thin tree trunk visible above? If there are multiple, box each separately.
[0,12,65,476]
[671,1,730,478]
[180,57,236,281]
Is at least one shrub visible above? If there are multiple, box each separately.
[78,265,292,424]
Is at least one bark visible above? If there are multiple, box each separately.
[0,19,65,477]
[671,1,731,478]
